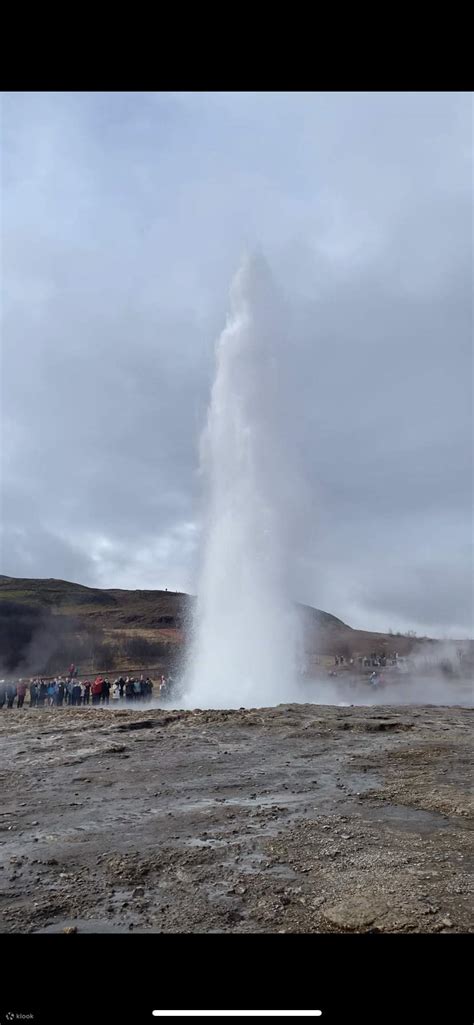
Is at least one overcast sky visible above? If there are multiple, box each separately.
[1,91,472,637]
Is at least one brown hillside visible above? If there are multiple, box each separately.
[0,575,346,639]
[0,574,461,677]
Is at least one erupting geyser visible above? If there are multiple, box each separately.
[181,254,303,709]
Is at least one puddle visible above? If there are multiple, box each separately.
[364,803,454,835]
[186,837,231,849]
[263,862,298,880]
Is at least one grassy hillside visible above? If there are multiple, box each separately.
[0,575,116,608]
[0,574,456,677]
[0,576,344,629]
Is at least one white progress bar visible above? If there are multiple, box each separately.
[152,1013,323,1018]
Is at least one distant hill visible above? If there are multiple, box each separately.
[0,575,117,609]
[0,574,444,677]
[0,575,347,634]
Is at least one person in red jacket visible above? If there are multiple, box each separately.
[91,677,103,705]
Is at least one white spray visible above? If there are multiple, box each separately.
[181,254,304,709]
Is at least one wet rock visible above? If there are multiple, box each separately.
[323,896,390,931]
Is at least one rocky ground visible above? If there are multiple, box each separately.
[0,702,472,933]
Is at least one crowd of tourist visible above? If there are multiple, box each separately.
[0,671,173,709]
[334,652,399,667]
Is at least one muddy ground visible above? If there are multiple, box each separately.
[0,702,472,933]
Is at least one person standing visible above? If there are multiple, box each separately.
[57,680,65,707]
[0,681,6,708]
[83,681,91,705]
[16,680,27,709]
[6,682,16,708]
[118,678,125,699]
[92,677,103,705]
[125,678,134,702]
[29,680,38,707]
[102,679,110,705]
[72,680,81,706]
[133,678,141,701]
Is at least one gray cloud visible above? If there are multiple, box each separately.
[1,91,472,636]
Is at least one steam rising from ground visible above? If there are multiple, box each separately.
[292,673,473,709]
[180,255,303,708]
